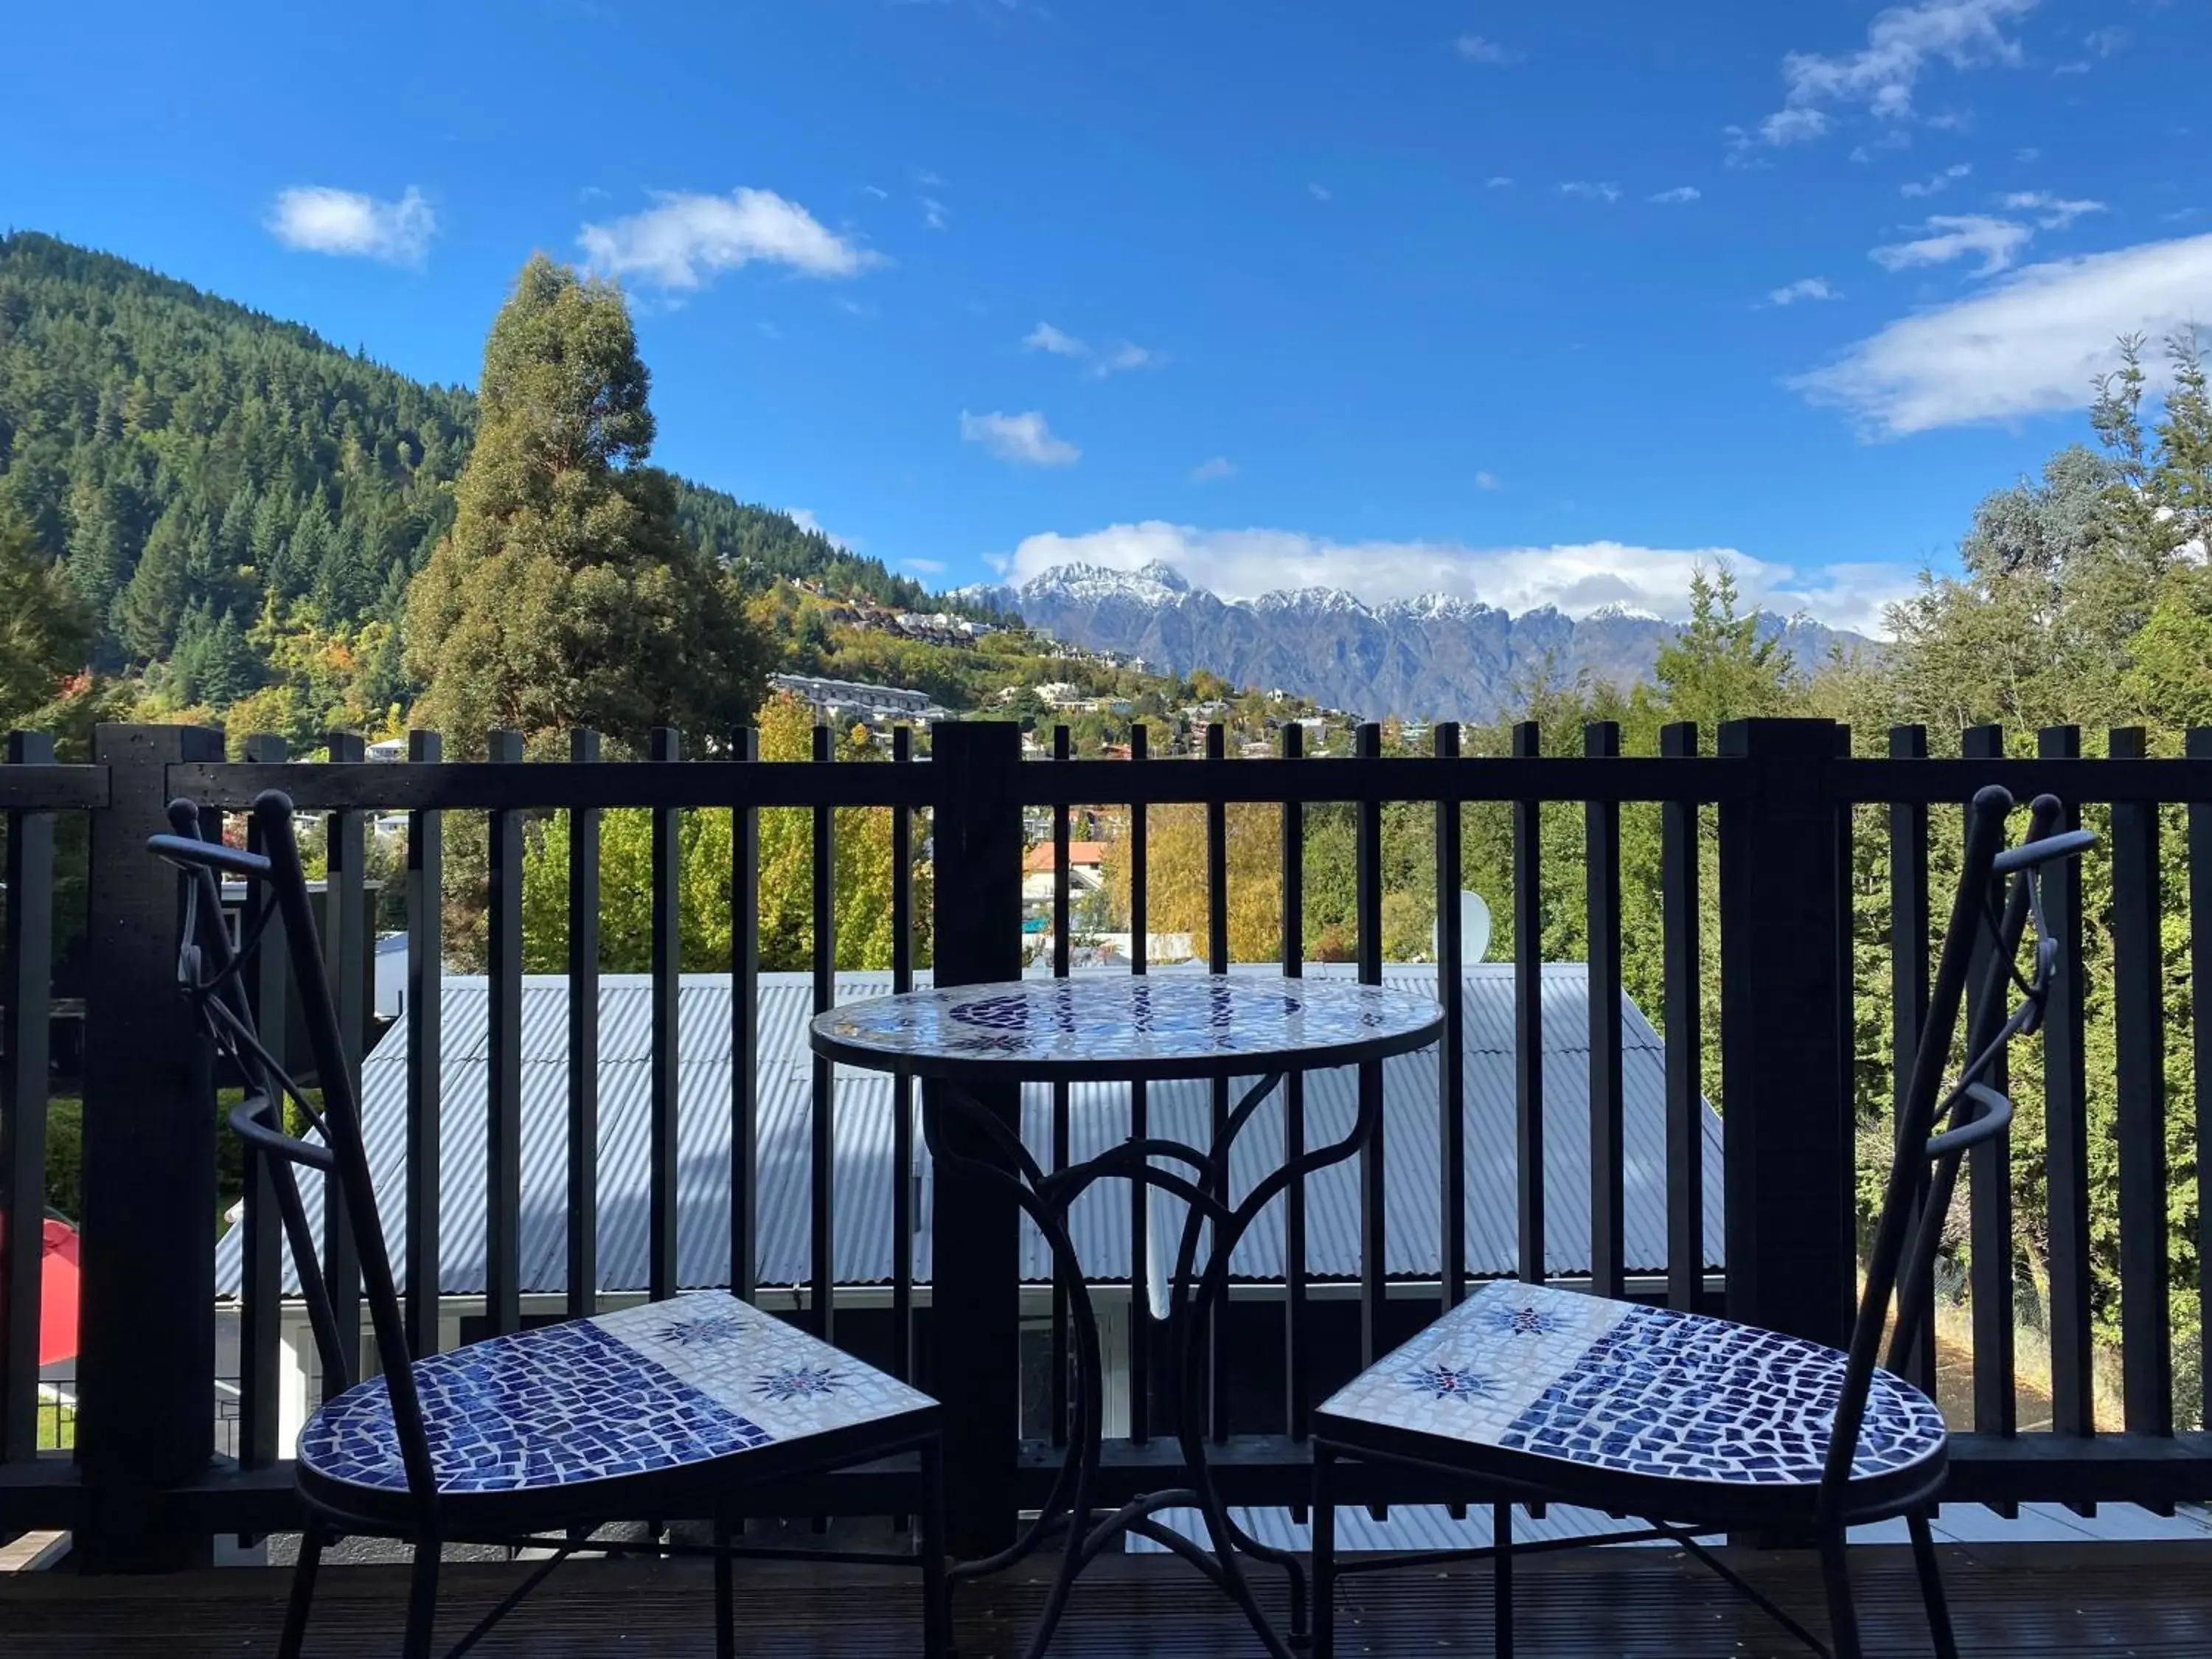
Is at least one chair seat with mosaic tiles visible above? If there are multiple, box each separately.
[1316,1280,1947,1505]
[298,1290,935,1503]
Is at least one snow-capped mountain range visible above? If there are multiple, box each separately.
[958,561,1863,720]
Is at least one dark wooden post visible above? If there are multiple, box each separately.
[1716,719,1851,1349]
[74,723,224,1571]
[927,720,1024,1555]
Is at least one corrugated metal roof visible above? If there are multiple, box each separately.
[214,964,1723,1307]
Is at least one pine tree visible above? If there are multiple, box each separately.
[403,254,767,750]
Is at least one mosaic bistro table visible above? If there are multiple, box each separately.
[810,973,1443,1659]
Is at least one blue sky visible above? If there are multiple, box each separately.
[8,0,2208,633]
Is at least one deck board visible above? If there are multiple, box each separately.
[4,1542,2208,1655]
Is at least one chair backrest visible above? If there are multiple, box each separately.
[1821,785,2093,1500]
[151,790,438,1519]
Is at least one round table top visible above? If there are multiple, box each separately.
[807,974,1444,1083]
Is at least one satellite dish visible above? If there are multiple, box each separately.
[1432,891,1492,964]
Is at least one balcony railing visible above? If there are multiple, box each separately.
[1,716,2208,1571]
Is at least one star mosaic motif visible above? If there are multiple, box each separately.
[754,1366,845,1402]
[1403,1363,1498,1402]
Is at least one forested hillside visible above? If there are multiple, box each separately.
[0,232,940,739]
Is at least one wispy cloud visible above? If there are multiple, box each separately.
[1737,0,2035,151]
[1023,321,1088,356]
[1308,182,1333,203]
[2084,25,2127,58]
[961,409,1080,467]
[785,508,853,550]
[2000,190,2107,228]
[1871,213,2031,276]
[1093,341,1158,378]
[918,195,948,230]
[1454,34,1523,66]
[1189,456,1237,483]
[1485,176,1515,189]
[1793,232,2212,437]
[1848,129,1916,162]
[2014,146,2042,162]
[1003,522,1910,635]
[1559,181,1622,204]
[1900,161,1973,196]
[917,170,947,188]
[1648,185,1703,204]
[905,557,947,575]
[1475,470,1502,490]
[267,185,436,265]
[579,188,878,288]
[1768,276,1843,306]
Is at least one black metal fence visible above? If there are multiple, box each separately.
[1,717,2208,1571]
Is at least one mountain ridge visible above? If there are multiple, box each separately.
[964,560,1865,720]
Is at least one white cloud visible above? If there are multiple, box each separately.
[917,170,947,188]
[1023,321,1088,356]
[1742,0,2034,150]
[905,557,947,575]
[1900,161,1973,196]
[1002,522,1908,636]
[918,195,948,230]
[266,185,436,265]
[2000,190,2107,228]
[1769,276,1843,306]
[1485,176,1515,189]
[579,188,877,288]
[2014,146,2041,161]
[1792,232,2212,437]
[785,508,852,550]
[1649,186,1703,204]
[1308,182,1333,203]
[961,409,1080,466]
[1455,34,1523,65]
[1190,456,1237,483]
[863,184,890,200]
[1848,128,1916,162]
[1871,213,2031,275]
[1092,341,1158,378]
[757,321,783,339]
[2053,60,2091,75]
[1475,470,1501,490]
[2084,26,2127,58]
[1559,181,1621,204]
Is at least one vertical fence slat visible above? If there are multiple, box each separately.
[1433,723,1465,1315]
[1660,723,1702,1313]
[1512,720,1545,1287]
[0,731,55,1464]
[2191,727,2212,1433]
[810,722,837,1343]
[650,727,682,1304]
[322,733,365,1381]
[731,728,761,1304]
[237,734,286,1465]
[890,725,915,1383]
[2109,726,2171,1435]
[1355,723,1385,1365]
[485,728,524,1339]
[1584,722,1624,1301]
[1205,721,1231,1441]
[1051,724,1071,1447]
[564,730,599,1324]
[2038,727,2093,1439]
[404,731,444,1360]
[1280,722,1308,1439]
[1127,721,1151,1446]
[1887,725,1935,1390]
[1961,725,2017,1438]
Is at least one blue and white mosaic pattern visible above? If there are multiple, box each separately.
[299,1291,932,1495]
[814,975,1439,1074]
[1320,1281,1947,1487]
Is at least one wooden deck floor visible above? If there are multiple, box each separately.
[4,1541,2209,1655]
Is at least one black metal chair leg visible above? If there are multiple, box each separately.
[1312,1447,1337,1659]
[919,1440,952,1659]
[278,1519,327,1659]
[1907,1511,1958,1659]
[1819,1526,1862,1659]
[1492,1503,1514,1659]
[403,1541,440,1659]
[714,1509,736,1659]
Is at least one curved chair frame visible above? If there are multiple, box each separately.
[154,790,948,1659]
[1311,786,2091,1659]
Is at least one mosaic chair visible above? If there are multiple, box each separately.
[153,791,949,1659]
[1311,786,2087,1659]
